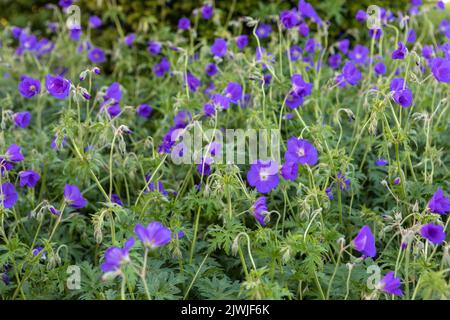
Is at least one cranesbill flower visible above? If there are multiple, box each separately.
[59,0,73,8]
[337,171,350,190]
[11,26,23,39]
[203,103,215,117]
[136,103,153,119]
[305,38,316,53]
[247,159,279,194]
[153,57,170,77]
[289,45,302,62]
[144,178,168,197]
[124,34,136,47]
[45,74,70,100]
[147,40,161,55]
[64,184,87,209]
[369,28,383,40]
[375,158,388,166]
[338,39,349,54]
[374,62,386,76]
[87,47,106,64]
[420,223,446,245]
[352,225,376,258]
[325,187,334,200]
[328,53,341,69]
[224,82,242,104]
[286,91,304,109]
[252,196,268,226]
[392,42,407,60]
[422,45,433,59]
[0,183,18,209]
[291,74,312,98]
[18,75,40,98]
[178,17,191,30]
[281,161,298,181]
[337,61,361,86]
[298,23,309,37]
[89,16,102,29]
[256,23,272,39]
[111,194,123,206]
[100,237,135,273]
[205,63,217,77]
[349,45,369,64]
[201,4,214,20]
[19,170,40,188]
[135,222,172,248]
[186,72,201,92]
[427,188,450,214]
[355,9,367,22]
[379,272,403,296]
[236,35,248,50]
[437,1,445,10]
[280,9,300,29]
[32,246,46,259]
[69,27,82,41]
[5,144,24,162]
[429,57,450,83]
[298,0,322,26]
[285,137,318,165]
[393,88,413,108]
[407,29,417,43]
[197,157,212,176]
[14,111,31,128]
[211,38,227,57]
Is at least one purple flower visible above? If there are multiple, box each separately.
[375,158,388,166]
[421,223,446,245]
[205,63,217,77]
[178,17,190,30]
[338,39,350,54]
[64,184,87,209]
[252,196,268,226]
[355,9,367,22]
[224,82,242,104]
[352,225,376,258]
[19,170,40,188]
[256,23,272,39]
[104,82,122,102]
[285,137,318,165]
[89,16,102,29]
[305,38,316,53]
[280,9,300,29]
[0,183,18,209]
[32,246,45,258]
[100,237,135,272]
[147,40,161,55]
[429,57,450,83]
[144,178,168,197]
[374,62,386,76]
[436,1,445,10]
[153,57,170,77]
[201,4,214,20]
[236,35,248,50]
[137,103,153,119]
[380,272,403,296]
[349,45,369,64]
[59,0,73,8]
[428,188,450,215]
[14,111,31,128]
[281,161,298,181]
[325,187,334,200]
[45,74,70,100]
[291,74,312,97]
[393,88,413,108]
[337,61,362,87]
[328,53,341,69]
[111,193,123,206]
[134,222,172,248]
[298,0,322,26]
[51,134,67,151]
[289,45,302,61]
[247,159,279,194]
[211,38,227,57]
[18,75,40,98]
[203,103,215,117]
[69,27,82,41]
[48,206,61,216]
[369,28,383,40]
[298,23,309,37]
[337,171,350,190]
[186,72,201,92]
[11,26,23,39]
[124,34,136,47]
[407,29,416,43]
[393,177,401,185]
[87,47,106,64]
[197,157,212,176]
[392,42,407,60]
[5,144,24,162]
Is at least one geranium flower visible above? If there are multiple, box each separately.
[392,42,407,60]
[153,57,170,77]
[201,4,214,20]
[64,184,87,209]
[427,188,450,214]
[235,35,248,50]
[352,225,376,258]
[211,38,227,57]
[349,45,369,64]
[420,223,446,245]
[178,17,190,30]
[429,57,450,83]
[147,40,161,55]
[89,16,102,29]
[281,161,298,181]
[136,104,153,119]
[87,47,106,64]
[18,75,40,98]
[14,112,31,128]
[379,272,403,296]
[134,222,172,248]
[100,237,135,272]
[247,159,280,194]
[0,183,18,209]
[285,137,318,165]
[19,170,40,188]
[45,74,70,100]
[252,196,268,226]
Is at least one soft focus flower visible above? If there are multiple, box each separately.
[429,57,450,83]
[134,222,172,248]
[420,223,446,245]
[349,45,369,64]
[18,75,40,98]
[252,196,268,225]
[328,53,341,69]
[375,158,388,166]
[236,35,248,50]
[64,184,87,209]
[280,9,300,29]
[355,9,367,22]
[0,183,18,209]
[186,72,201,92]
[19,170,40,188]
[285,137,318,165]
[124,34,136,47]
[178,17,190,30]
[374,62,386,76]
[201,4,214,20]
[379,272,403,296]
[14,111,31,128]
[352,225,376,258]
[281,161,298,181]
[256,23,272,39]
[428,188,450,215]
[392,42,407,60]
[68,27,82,41]
[45,74,70,99]
[407,29,416,43]
[211,38,227,57]
[338,61,361,86]
[338,39,349,54]
[89,16,102,29]
[247,159,279,194]
[100,237,135,272]
[147,40,161,55]
[87,47,106,64]
[153,57,170,77]
[298,23,309,37]
[5,144,24,162]
[205,63,217,77]
[111,194,123,206]
[137,103,153,119]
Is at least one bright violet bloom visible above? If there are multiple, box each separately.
[429,57,450,83]
[252,196,268,226]
[281,161,298,181]
[211,38,227,57]
[87,47,106,64]
[68,27,82,41]
[14,111,31,128]
[352,225,376,258]
[298,22,309,37]
[298,0,322,26]
[100,237,135,272]
[147,40,161,55]
[422,45,433,59]
[153,57,170,77]
[427,188,450,215]
[45,74,70,100]
[89,16,102,29]
[304,38,316,53]
[5,144,24,162]
[19,170,40,188]
[201,4,213,20]
[392,42,407,60]
[111,194,122,206]
[124,34,136,47]
[390,78,413,108]
[178,17,190,30]
[18,75,40,98]
[186,72,201,92]
[136,103,153,119]
[338,39,349,54]
[235,35,248,50]
[247,159,279,194]
[256,23,272,39]
[328,53,341,69]
[375,158,388,166]
[337,171,351,190]
[224,82,242,104]
[280,9,300,29]
[0,183,18,209]
[285,137,318,165]
[420,223,446,245]
[355,9,367,22]
[349,45,369,64]
[379,272,403,296]
[337,61,361,87]
[374,62,386,76]
[289,45,302,61]
[64,184,87,209]
[197,157,212,176]
[407,29,417,43]
[205,63,217,77]
[134,222,172,248]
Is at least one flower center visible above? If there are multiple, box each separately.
[297,148,305,157]
[259,170,269,181]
